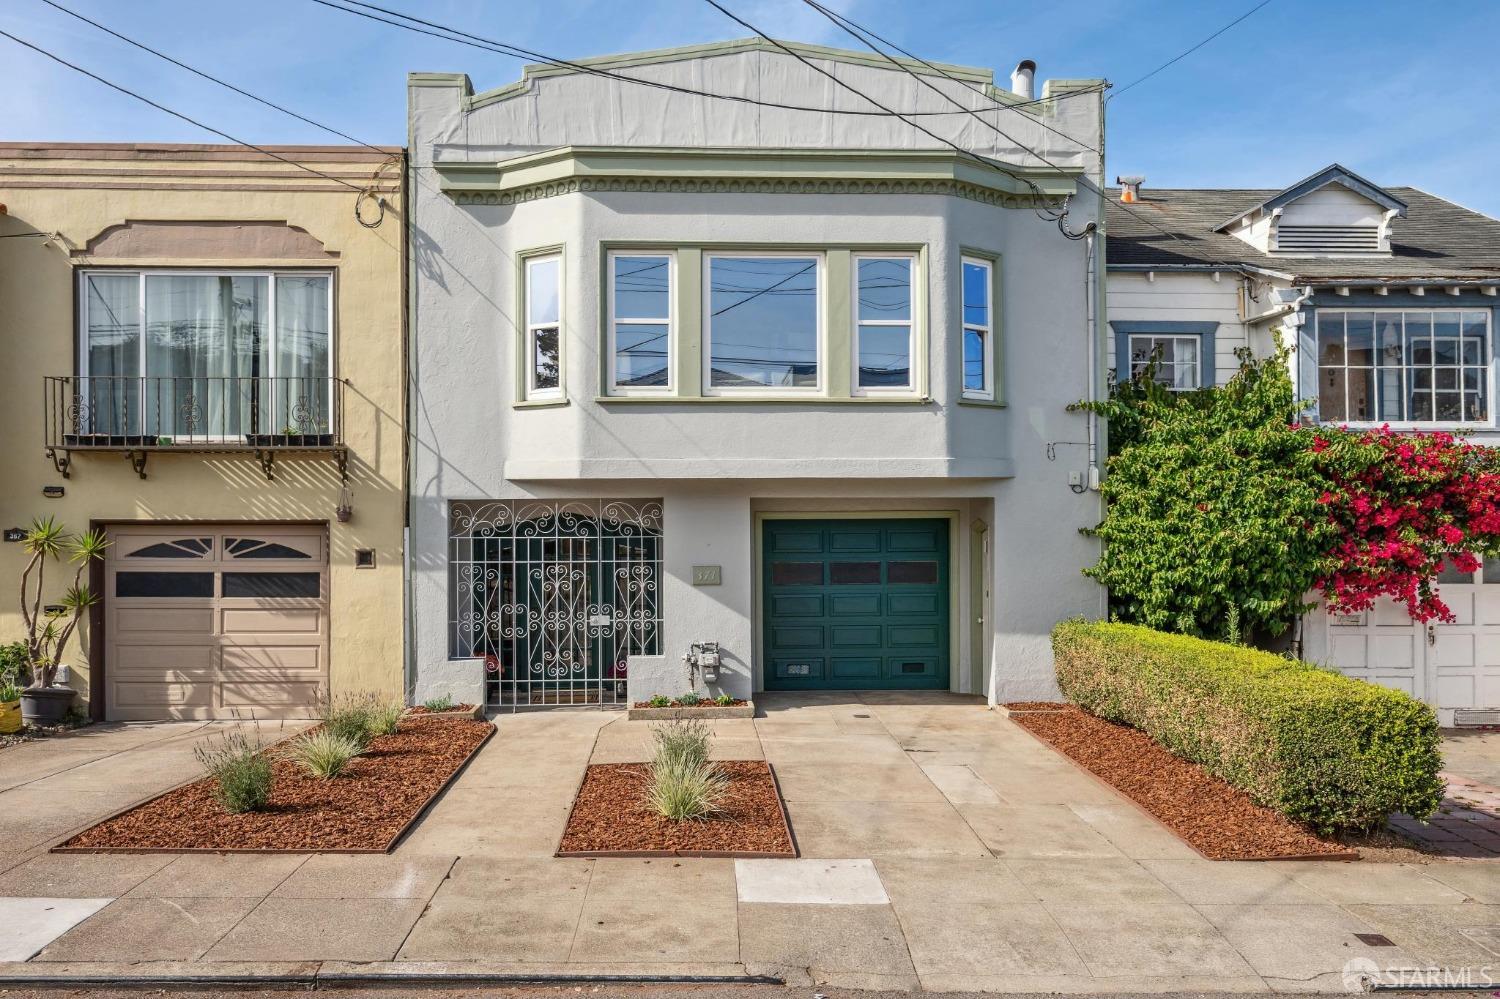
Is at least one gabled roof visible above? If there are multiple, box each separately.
[1214,163,1408,232]
[1106,186,1500,283]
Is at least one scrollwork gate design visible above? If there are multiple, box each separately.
[449,500,663,707]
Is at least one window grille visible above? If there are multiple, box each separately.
[449,499,663,708]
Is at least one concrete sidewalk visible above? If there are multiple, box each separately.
[1,695,1499,993]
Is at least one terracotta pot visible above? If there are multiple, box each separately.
[0,700,20,735]
[19,687,73,725]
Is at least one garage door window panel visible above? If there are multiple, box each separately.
[124,537,213,559]
[226,537,315,560]
[223,572,321,599]
[116,571,215,598]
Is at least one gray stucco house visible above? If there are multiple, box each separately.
[1105,164,1500,725]
[406,38,1108,709]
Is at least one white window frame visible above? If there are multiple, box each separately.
[702,250,825,396]
[851,251,919,397]
[1126,333,1202,391]
[1314,308,1495,430]
[524,253,564,401]
[606,249,675,396]
[76,268,336,440]
[960,255,994,401]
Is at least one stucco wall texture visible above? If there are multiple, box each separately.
[407,42,1108,703]
[0,143,407,712]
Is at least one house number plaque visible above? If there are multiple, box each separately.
[692,565,722,586]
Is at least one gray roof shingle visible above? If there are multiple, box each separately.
[1105,187,1500,282]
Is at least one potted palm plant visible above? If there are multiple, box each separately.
[17,517,108,725]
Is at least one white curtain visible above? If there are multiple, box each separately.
[145,275,267,436]
[84,274,140,436]
[274,276,330,433]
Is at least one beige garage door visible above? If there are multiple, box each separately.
[106,525,328,721]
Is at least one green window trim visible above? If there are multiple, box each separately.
[597,241,930,404]
[515,244,568,407]
[956,247,1005,409]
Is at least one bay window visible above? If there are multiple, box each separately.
[608,251,673,393]
[853,254,915,394]
[705,253,821,392]
[1317,310,1492,424]
[78,270,331,438]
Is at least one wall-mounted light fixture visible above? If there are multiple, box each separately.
[3,528,23,543]
[42,485,64,499]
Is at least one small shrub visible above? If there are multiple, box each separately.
[1051,620,1445,834]
[194,731,272,813]
[324,693,375,751]
[422,693,455,713]
[0,641,28,688]
[651,717,711,770]
[647,756,728,821]
[714,693,734,706]
[284,728,362,779]
[364,696,403,738]
[647,694,671,708]
[678,690,702,706]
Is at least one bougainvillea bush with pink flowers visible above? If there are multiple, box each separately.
[1084,342,1500,643]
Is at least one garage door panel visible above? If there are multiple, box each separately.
[830,625,882,648]
[112,644,215,674]
[831,657,880,679]
[772,624,823,648]
[222,607,323,635]
[221,681,322,711]
[222,645,322,674]
[113,680,216,710]
[114,606,216,634]
[828,529,881,553]
[771,594,823,617]
[828,594,880,616]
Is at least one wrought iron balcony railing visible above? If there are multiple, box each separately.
[44,375,344,479]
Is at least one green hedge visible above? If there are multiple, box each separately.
[1052,620,1444,834]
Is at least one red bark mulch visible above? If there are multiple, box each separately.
[407,703,477,715]
[57,716,493,853]
[630,699,749,709]
[1006,703,1356,861]
[558,761,795,857]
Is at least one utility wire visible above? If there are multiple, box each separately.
[698,0,1071,224]
[310,0,1104,119]
[800,0,1098,155]
[1109,0,1274,101]
[0,27,367,194]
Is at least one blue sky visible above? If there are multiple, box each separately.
[4,0,1499,216]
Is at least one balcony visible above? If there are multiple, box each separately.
[43,375,345,480]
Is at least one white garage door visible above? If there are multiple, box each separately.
[1326,558,1500,724]
[105,525,328,721]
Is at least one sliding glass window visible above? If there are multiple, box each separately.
[704,253,822,394]
[852,254,915,394]
[78,270,332,439]
[608,251,673,394]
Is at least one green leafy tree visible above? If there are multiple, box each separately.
[1081,345,1335,642]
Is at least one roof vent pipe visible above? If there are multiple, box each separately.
[1011,60,1036,101]
[1116,175,1145,203]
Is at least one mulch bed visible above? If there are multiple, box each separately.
[558,761,795,858]
[1006,703,1356,861]
[631,699,749,709]
[407,703,477,715]
[56,716,493,853]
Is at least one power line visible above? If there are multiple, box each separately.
[699,0,1074,226]
[800,0,1098,155]
[311,0,1103,119]
[0,27,367,194]
[37,0,391,158]
[1109,0,1274,101]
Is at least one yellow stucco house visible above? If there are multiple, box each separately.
[0,142,405,721]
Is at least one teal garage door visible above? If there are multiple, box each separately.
[763,518,950,690]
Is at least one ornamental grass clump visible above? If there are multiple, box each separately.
[1052,619,1445,834]
[364,696,404,738]
[194,731,272,814]
[284,728,362,779]
[646,719,724,820]
[422,694,455,713]
[323,693,376,751]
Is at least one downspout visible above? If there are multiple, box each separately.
[1285,284,1314,660]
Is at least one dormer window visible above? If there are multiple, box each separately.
[1218,164,1407,258]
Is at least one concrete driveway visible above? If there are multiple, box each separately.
[2,695,1500,993]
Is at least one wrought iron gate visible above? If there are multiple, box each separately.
[449,500,663,708]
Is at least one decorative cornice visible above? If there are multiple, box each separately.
[450,175,1051,208]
